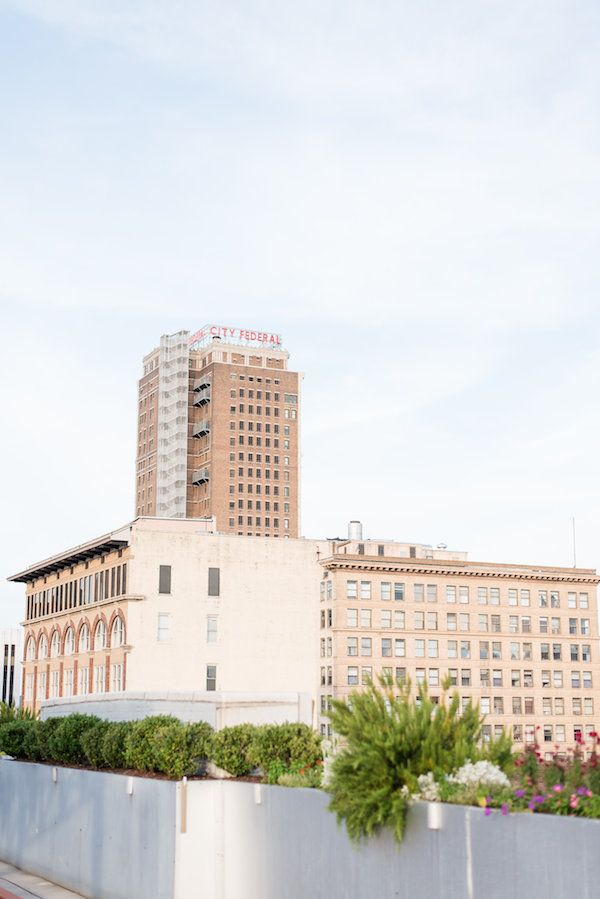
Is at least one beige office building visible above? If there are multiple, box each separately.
[9,519,600,753]
[136,325,301,538]
[317,530,600,754]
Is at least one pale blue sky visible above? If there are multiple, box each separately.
[1,1,600,627]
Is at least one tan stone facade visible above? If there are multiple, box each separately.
[318,539,600,754]
[18,538,132,710]
[11,521,600,755]
[136,329,301,538]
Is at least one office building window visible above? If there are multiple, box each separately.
[157,614,170,642]
[206,665,217,691]
[159,565,172,595]
[207,616,218,643]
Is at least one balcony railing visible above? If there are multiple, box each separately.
[193,376,212,392]
[193,388,211,406]
[192,420,210,438]
[192,467,210,485]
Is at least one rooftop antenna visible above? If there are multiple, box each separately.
[572,516,577,568]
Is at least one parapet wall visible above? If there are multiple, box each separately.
[1,759,600,899]
[39,690,313,728]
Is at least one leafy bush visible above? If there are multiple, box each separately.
[80,721,112,768]
[147,723,197,779]
[0,720,38,758]
[185,721,213,771]
[101,722,131,769]
[209,724,257,776]
[47,714,103,766]
[326,677,512,843]
[249,723,322,777]
[124,716,181,772]
[35,717,64,761]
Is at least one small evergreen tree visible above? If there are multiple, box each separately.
[327,677,511,843]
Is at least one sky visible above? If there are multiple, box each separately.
[1,0,600,628]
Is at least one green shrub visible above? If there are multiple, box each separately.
[148,723,198,779]
[185,721,213,764]
[124,716,181,772]
[209,724,257,776]
[327,678,512,843]
[19,717,64,762]
[249,723,322,776]
[35,717,64,761]
[102,722,131,769]
[80,721,112,768]
[22,720,47,761]
[0,720,38,758]
[46,714,103,766]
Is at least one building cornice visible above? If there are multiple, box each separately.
[319,555,600,585]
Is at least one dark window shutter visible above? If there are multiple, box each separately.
[208,567,220,596]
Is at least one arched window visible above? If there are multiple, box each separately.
[50,631,60,658]
[94,620,107,650]
[79,624,90,653]
[64,627,75,657]
[26,637,36,661]
[39,634,48,660]
[111,617,125,648]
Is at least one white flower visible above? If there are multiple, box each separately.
[416,772,440,801]
[447,760,509,790]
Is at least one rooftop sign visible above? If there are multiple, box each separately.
[189,325,283,349]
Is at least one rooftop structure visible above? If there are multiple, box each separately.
[136,325,301,537]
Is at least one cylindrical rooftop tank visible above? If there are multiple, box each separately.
[348,520,363,541]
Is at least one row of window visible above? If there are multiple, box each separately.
[229,405,285,417]
[25,663,124,701]
[25,617,125,661]
[317,718,594,746]
[229,451,288,463]
[228,373,281,384]
[230,389,282,401]
[334,608,592,635]
[229,467,287,479]
[229,500,290,512]
[27,563,128,620]
[342,581,590,609]
[229,483,287,494]
[323,634,594,664]
[343,664,595,690]
[227,435,282,448]
[229,516,290,529]
[321,666,593,692]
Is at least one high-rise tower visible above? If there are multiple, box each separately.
[135,325,301,537]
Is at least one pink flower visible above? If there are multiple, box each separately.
[552,784,563,792]
[501,804,509,816]
[485,807,492,817]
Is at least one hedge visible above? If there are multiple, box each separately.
[0,715,322,783]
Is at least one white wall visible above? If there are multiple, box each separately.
[40,690,313,727]
[126,522,327,708]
